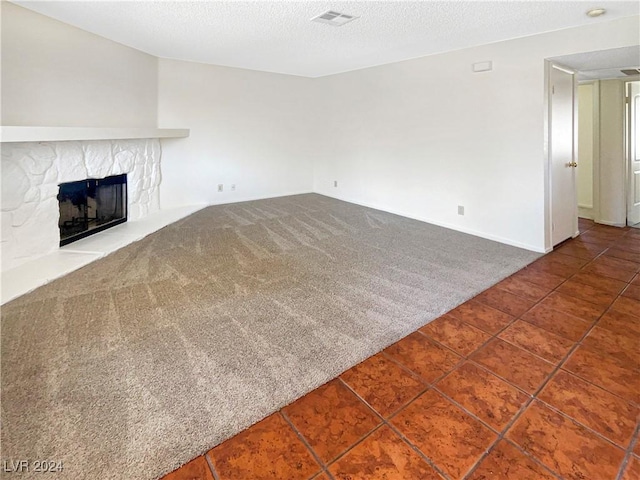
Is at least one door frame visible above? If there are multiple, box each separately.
[544,60,578,252]
[625,78,640,226]
[576,80,600,223]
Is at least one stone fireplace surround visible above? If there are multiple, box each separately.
[1,138,162,272]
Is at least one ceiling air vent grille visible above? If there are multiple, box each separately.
[312,10,359,26]
[621,68,640,76]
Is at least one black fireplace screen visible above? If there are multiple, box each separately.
[58,174,127,246]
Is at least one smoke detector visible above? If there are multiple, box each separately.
[312,10,359,26]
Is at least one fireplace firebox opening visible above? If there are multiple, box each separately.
[58,174,127,246]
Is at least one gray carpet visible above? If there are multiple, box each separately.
[1,194,540,480]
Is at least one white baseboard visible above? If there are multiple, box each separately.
[314,191,546,253]
[578,205,593,220]
[594,219,626,228]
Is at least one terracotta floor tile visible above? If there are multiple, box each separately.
[474,287,535,317]
[623,284,640,301]
[538,292,606,322]
[581,262,637,283]
[529,259,580,279]
[544,252,592,269]
[622,455,640,480]
[555,278,619,307]
[568,271,628,296]
[604,248,640,264]
[511,267,566,290]
[470,338,554,394]
[312,473,329,480]
[447,300,514,334]
[340,353,426,418]
[498,320,574,364]
[208,413,320,480]
[328,426,442,480]
[419,314,491,356]
[506,401,625,480]
[436,362,528,431]
[562,345,640,405]
[632,273,640,286]
[391,390,496,480]
[494,276,551,302]
[578,218,595,232]
[592,255,640,273]
[581,326,640,368]
[383,332,461,384]
[571,236,613,250]
[616,239,640,254]
[579,229,624,244]
[283,380,380,464]
[520,303,591,341]
[598,309,640,337]
[554,242,605,260]
[467,440,556,480]
[161,456,214,480]
[538,370,639,448]
[635,437,640,456]
[611,296,640,318]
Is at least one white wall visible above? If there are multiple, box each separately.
[2,3,638,251]
[157,59,315,207]
[1,2,158,127]
[312,16,639,252]
[577,83,594,218]
[598,79,626,226]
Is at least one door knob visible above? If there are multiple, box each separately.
[568,162,578,167]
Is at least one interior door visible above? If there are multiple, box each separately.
[550,65,577,246]
[628,81,640,226]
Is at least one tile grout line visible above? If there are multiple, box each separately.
[506,239,639,473]
[616,424,640,480]
[460,392,562,480]
[337,377,454,480]
[352,331,557,480]
[204,453,221,480]
[381,252,611,475]
[534,396,635,452]
[278,410,333,477]
[462,233,636,479]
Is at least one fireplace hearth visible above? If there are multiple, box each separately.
[58,174,127,246]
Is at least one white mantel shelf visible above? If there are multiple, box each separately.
[0,126,190,143]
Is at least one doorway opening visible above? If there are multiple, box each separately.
[546,46,640,249]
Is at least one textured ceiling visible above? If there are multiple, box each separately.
[551,45,640,80]
[11,0,640,77]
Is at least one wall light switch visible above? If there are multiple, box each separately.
[217,184,223,192]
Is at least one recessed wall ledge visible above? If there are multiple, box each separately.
[0,126,190,143]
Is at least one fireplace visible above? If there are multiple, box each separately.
[58,174,127,246]
[1,139,161,272]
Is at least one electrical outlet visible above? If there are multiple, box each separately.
[217,184,223,192]
[458,205,465,216]
[334,180,338,187]
[231,184,236,191]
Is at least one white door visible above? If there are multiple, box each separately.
[550,65,577,246]
[628,81,640,226]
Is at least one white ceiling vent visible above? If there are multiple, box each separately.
[621,68,640,76]
[312,10,359,27]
